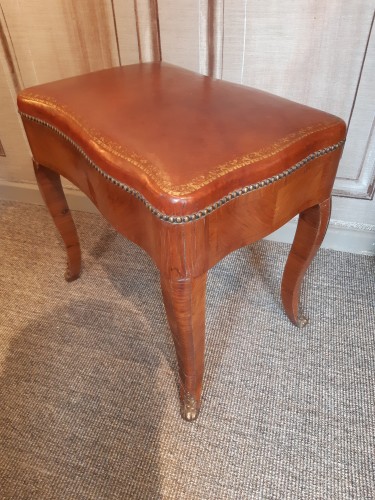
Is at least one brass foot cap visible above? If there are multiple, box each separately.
[181,393,200,422]
[64,269,80,282]
[296,315,309,328]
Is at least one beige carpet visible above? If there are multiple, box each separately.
[0,200,374,499]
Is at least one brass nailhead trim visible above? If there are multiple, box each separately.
[20,111,345,225]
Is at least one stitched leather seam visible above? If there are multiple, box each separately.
[19,111,345,224]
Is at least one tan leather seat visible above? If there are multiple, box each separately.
[18,63,345,219]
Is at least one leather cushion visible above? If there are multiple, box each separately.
[18,62,346,209]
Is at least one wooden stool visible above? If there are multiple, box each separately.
[17,63,346,421]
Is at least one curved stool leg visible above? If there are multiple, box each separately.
[34,161,81,281]
[281,198,331,327]
[161,272,207,422]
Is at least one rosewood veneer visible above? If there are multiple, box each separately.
[17,63,346,421]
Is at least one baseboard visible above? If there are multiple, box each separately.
[265,218,375,256]
[1,179,374,256]
[0,179,98,213]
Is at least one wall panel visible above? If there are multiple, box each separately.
[158,0,199,71]
[239,1,373,121]
[112,0,140,65]
[0,0,120,88]
[0,54,33,183]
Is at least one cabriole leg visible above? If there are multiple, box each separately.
[161,272,207,421]
[281,198,331,327]
[34,161,81,281]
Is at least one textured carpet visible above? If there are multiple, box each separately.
[0,200,374,500]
